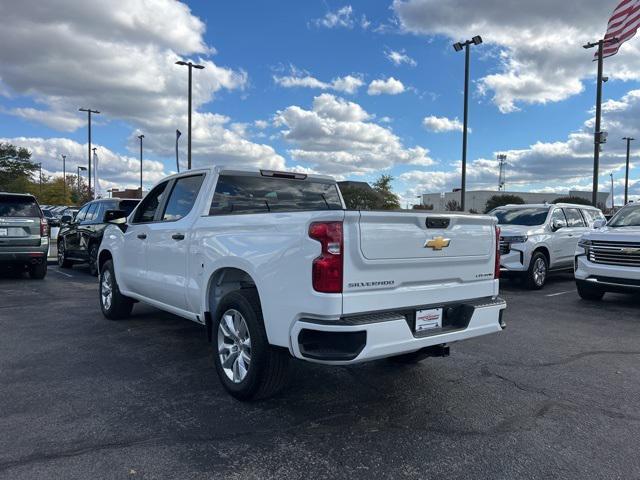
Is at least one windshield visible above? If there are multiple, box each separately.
[609,205,640,227]
[491,208,549,226]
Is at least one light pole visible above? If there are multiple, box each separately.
[610,172,615,211]
[497,154,507,191]
[583,38,617,206]
[138,134,144,198]
[61,154,67,201]
[453,35,483,212]
[176,129,182,173]
[77,166,87,204]
[79,108,100,200]
[175,60,205,170]
[623,137,634,205]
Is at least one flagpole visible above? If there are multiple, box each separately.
[176,129,181,173]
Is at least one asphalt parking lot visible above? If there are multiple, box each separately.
[1,265,640,480]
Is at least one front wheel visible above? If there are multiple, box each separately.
[57,241,73,268]
[213,289,290,400]
[525,252,548,290]
[99,260,133,319]
[577,281,605,301]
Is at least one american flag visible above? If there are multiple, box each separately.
[600,0,640,59]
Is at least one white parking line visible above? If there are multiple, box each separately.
[52,268,73,278]
[546,290,573,297]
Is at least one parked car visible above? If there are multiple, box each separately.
[42,208,60,228]
[575,203,640,300]
[57,198,139,276]
[98,167,506,399]
[491,203,605,289]
[0,192,49,279]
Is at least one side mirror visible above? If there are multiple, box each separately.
[593,219,606,229]
[104,209,127,224]
[551,220,564,231]
[60,214,72,224]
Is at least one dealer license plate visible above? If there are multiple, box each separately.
[415,308,443,333]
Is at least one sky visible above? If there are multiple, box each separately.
[1,0,640,207]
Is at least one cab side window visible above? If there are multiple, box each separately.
[161,175,205,221]
[563,208,585,227]
[132,182,169,223]
[85,203,98,222]
[550,209,567,229]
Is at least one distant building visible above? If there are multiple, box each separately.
[110,188,143,199]
[420,189,610,213]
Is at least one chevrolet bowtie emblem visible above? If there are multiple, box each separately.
[620,247,640,255]
[425,236,451,250]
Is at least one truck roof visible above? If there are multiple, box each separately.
[499,203,600,210]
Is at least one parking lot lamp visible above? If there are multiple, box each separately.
[79,108,100,200]
[175,61,205,170]
[138,134,144,198]
[623,137,634,205]
[453,35,483,211]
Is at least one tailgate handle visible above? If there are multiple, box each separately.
[426,218,450,229]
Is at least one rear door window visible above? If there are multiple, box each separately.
[161,175,205,221]
[210,174,343,215]
[563,208,585,227]
[75,204,90,222]
[84,203,98,222]
[0,196,40,217]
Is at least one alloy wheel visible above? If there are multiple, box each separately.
[101,270,113,311]
[533,257,547,286]
[217,309,252,383]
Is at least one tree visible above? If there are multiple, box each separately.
[372,175,400,210]
[0,142,38,193]
[413,203,434,210]
[340,185,382,210]
[552,196,592,206]
[446,199,461,211]
[484,194,525,213]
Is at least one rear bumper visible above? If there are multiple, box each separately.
[0,245,48,264]
[290,296,506,365]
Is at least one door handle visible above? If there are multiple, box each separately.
[172,233,185,241]
[137,233,147,240]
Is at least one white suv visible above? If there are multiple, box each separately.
[491,203,605,289]
[575,203,640,300]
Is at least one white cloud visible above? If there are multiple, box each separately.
[273,69,364,94]
[392,0,640,112]
[0,0,285,181]
[368,77,406,95]
[312,5,355,29]
[274,93,433,176]
[385,48,417,67]
[422,115,463,133]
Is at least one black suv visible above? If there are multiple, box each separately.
[57,198,139,275]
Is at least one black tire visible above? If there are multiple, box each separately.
[212,289,290,400]
[57,240,73,268]
[88,244,99,277]
[29,261,47,279]
[525,252,548,290]
[576,281,605,301]
[99,260,133,320]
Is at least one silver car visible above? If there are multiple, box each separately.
[0,193,49,279]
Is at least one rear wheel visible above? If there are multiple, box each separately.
[99,260,133,319]
[29,261,47,279]
[525,252,548,290]
[57,240,73,268]
[213,289,290,400]
[576,281,605,301]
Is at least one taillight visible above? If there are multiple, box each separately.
[494,226,501,279]
[40,217,49,237]
[309,221,343,293]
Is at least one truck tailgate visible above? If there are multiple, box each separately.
[342,211,499,315]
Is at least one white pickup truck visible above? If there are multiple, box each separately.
[98,167,506,399]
